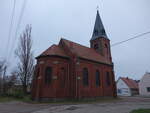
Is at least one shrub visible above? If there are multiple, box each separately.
[130,109,150,113]
[1,89,25,99]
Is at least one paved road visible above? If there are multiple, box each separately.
[0,97,150,113]
[0,101,49,113]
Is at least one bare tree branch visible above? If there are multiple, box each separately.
[15,24,34,94]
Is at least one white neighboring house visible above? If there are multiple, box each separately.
[116,77,139,96]
[139,72,150,96]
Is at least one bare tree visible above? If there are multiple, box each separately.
[15,25,34,94]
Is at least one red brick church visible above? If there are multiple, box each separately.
[32,10,116,100]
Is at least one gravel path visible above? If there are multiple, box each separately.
[0,97,150,113]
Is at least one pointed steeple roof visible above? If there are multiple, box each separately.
[91,10,108,41]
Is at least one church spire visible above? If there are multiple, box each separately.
[91,10,108,41]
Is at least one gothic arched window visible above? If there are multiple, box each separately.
[83,68,89,86]
[105,44,109,57]
[94,44,99,50]
[45,67,52,84]
[95,70,100,87]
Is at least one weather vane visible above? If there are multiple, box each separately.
[96,6,99,10]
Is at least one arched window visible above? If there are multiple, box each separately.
[94,44,99,50]
[106,72,111,86]
[83,68,89,86]
[45,67,52,84]
[95,70,100,87]
[105,44,108,48]
[105,44,109,57]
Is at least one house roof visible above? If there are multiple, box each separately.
[120,77,138,89]
[37,38,112,65]
[38,44,69,58]
[91,10,108,41]
[61,38,112,65]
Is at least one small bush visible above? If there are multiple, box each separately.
[1,89,25,99]
[11,90,24,98]
[130,109,150,113]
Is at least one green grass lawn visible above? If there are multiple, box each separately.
[0,96,33,103]
[0,96,15,102]
[130,109,150,113]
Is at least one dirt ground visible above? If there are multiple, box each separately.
[0,97,150,113]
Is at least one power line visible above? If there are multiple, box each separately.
[6,0,16,59]
[7,0,27,60]
[111,31,150,47]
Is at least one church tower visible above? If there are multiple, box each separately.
[90,10,112,62]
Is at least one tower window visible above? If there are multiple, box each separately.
[45,67,52,84]
[105,44,109,57]
[94,44,98,50]
[83,68,89,86]
[95,70,101,87]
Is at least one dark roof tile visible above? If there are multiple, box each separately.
[61,39,112,64]
[38,44,68,58]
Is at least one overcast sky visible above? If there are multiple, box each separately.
[0,0,150,80]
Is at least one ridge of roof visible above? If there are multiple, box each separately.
[61,38,91,49]
[61,38,112,65]
[37,38,112,65]
[120,77,138,89]
[37,44,68,58]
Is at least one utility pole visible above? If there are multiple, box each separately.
[0,72,2,94]
[2,66,7,94]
